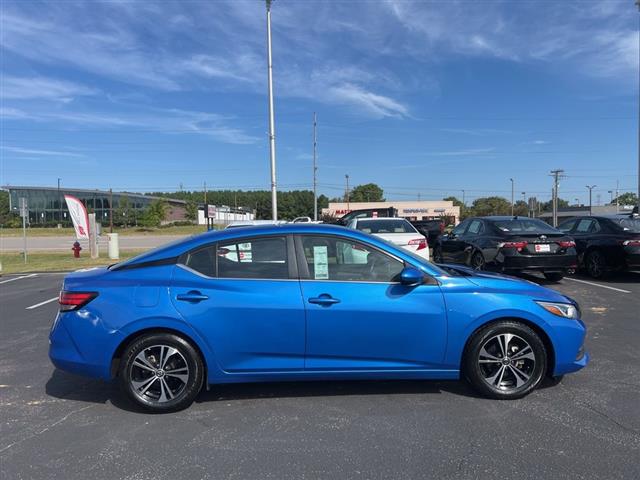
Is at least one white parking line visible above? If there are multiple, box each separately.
[564,277,631,294]
[0,273,38,285]
[25,297,58,310]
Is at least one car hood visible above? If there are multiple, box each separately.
[437,263,570,303]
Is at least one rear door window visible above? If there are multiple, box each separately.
[217,236,289,279]
[575,219,594,233]
[467,220,484,235]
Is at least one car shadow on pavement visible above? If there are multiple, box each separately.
[46,369,501,413]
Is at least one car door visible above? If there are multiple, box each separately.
[462,219,485,264]
[295,234,447,370]
[170,235,306,373]
[440,219,470,263]
[571,218,595,260]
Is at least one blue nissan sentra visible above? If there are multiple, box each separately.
[49,224,588,412]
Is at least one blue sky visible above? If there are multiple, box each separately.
[1,0,638,205]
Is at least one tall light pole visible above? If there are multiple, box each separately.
[586,185,597,215]
[637,0,640,213]
[266,0,278,220]
[521,191,526,217]
[57,178,62,225]
[509,178,514,216]
[313,112,318,221]
[345,174,350,211]
[550,169,564,227]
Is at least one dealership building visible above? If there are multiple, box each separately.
[2,185,188,225]
[323,201,461,224]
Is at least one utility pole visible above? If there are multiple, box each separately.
[637,0,640,213]
[57,178,62,227]
[266,0,278,220]
[510,178,514,216]
[203,181,207,206]
[345,174,350,211]
[616,179,619,213]
[462,189,466,207]
[109,188,113,233]
[313,112,318,221]
[550,169,564,227]
[586,185,597,215]
[521,191,526,217]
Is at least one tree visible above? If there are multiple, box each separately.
[614,192,638,206]
[185,200,198,222]
[468,196,511,217]
[539,198,570,212]
[114,195,131,228]
[349,183,384,203]
[140,199,168,228]
[0,190,20,227]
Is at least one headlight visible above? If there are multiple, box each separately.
[535,301,579,319]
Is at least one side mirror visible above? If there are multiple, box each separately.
[400,267,424,286]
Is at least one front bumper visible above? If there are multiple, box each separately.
[551,318,589,376]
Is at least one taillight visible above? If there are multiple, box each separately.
[497,241,528,251]
[59,291,98,312]
[558,241,576,248]
[408,238,428,250]
[622,239,640,247]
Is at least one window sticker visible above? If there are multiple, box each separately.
[313,246,329,279]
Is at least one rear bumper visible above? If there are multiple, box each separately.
[624,252,640,269]
[498,253,577,272]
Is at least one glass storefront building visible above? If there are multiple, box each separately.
[4,186,185,226]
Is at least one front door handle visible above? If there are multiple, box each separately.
[176,291,209,303]
[308,294,340,306]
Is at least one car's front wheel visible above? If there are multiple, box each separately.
[119,333,204,412]
[464,321,547,399]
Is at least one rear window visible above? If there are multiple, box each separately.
[356,219,416,234]
[612,217,640,233]
[493,219,559,234]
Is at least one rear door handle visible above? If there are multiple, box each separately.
[308,294,340,306]
[176,291,209,303]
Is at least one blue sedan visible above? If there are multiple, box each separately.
[49,224,588,412]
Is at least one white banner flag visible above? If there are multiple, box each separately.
[64,195,90,239]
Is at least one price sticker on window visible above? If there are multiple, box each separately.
[313,246,329,280]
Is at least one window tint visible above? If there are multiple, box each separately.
[356,219,416,234]
[217,236,288,279]
[558,219,577,233]
[184,245,216,277]
[452,220,469,236]
[612,217,640,233]
[467,220,483,235]
[575,219,594,233]
[300,236,404,282]
[493,218,559,234]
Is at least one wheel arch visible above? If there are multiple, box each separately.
[110,326,208,381]
[461,317,556,378]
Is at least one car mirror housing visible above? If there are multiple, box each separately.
[400,267,424,286]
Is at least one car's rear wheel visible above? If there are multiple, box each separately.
[470,251,485,270]
[585,250,606,279]
[464,321,547,399]
[119,333,204,412]
[543,272,564,282]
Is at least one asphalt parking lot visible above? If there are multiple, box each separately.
[1,272,639,480]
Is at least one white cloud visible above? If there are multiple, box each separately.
[1,76,97,101]
[1,145,85,157]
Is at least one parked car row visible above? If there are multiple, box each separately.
[432,214,640,281]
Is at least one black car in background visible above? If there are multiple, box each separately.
[433,216,577,281]
[410,219,445,246]
[558,214,640,278]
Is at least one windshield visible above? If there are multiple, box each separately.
[493,219,560,234]
[356,219,416,234]
[612,217,640,233]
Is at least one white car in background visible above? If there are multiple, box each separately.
[347,217,430,261]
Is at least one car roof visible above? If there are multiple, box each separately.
[480,216,537,221]
[354,217,407,222]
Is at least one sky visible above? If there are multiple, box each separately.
[0,0,638,206]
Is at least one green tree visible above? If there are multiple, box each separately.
[468,196,511,217]
[0,190,20,227]
[140,199,168,228]
[185,200,198,222]
[443,196,469,219]
[614,192,638,206]
[114,195,131,228]
[349,183,384,202]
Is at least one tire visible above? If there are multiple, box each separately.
[118,333,204,412]
[543,272,564,282]
[463,321,547,400]
[432,247,443,264]
[585,250,606,279]
[470,251,485,271]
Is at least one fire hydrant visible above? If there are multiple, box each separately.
[72,241,82,258]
